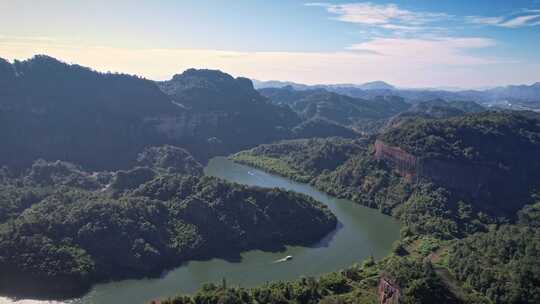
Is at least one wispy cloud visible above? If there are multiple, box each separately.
[347,37,497,65]
[499,14,540,27]
[465,16,505,26]
[310,2,540,32]
[467,11,540,28]
[306,2,449,34]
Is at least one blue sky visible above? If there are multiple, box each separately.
[1,0,539,88]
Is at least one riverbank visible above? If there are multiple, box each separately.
[0,157,399,304]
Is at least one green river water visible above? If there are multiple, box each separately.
[1,157,399,304]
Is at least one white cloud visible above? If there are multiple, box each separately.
[466,13,540,28]
[466,16,505,25]
[311,2,540,32]
[306,2,449,35]
[499,14,540,27]
[379,24,423,31]
[310,2,447,25]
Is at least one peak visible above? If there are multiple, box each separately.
[359,81,395,90]
[25,54,65,65]
[0,58,12,72]
[13,55,79,73]
[172,68,234,81]
[168,69,254,91]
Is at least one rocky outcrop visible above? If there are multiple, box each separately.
[378,275,400,304]
[374,140,417,182]
[374,139,520,213]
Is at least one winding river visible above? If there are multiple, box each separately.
[1,157,400,304]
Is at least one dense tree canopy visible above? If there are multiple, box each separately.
[0,56,359,171]
[0,150,336,298]
[259,86,410,134]
[229,112,540,303]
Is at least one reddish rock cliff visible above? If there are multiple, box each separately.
[374,139,418,182]
[374,139,517,213]
[378,275,400,304]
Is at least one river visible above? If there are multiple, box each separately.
[1,157,400,304]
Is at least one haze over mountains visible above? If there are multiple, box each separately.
[253,79,540,111]
[2,54,536,172]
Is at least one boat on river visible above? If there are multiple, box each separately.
[274,255,293,263]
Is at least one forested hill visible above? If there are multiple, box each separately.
[380,111,540,164]
[0,55,181,170]
[385,99,485,129]
[0,56,356,171]
[0,145,336,298]
[158,69,266,112]
[259,86,410,133]
[155,69,301,157]
[380,112,540,215]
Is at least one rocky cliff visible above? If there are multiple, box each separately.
[374,140,417,182]
[374,139,518,214]
[378,275,400,304]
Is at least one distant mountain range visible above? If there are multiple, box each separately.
[259,86,409,133]
[259,86,487,134]
[252,79,396,91]
[253,79,540,110]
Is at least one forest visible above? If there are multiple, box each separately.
[1,56,540,304]
[227,111,540,303]
[0,146,336,298]
[0,56,355,171]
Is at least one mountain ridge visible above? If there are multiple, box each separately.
[254,78,540,108]
[0,55,357,170]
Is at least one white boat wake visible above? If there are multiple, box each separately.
[273,255,293,263]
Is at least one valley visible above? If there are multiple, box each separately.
[0,157,399,304]
[0,56,539,304]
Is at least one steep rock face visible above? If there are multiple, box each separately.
[374,140,417,182]
[376,112,540,214]
[374,139,518,214]
[378,276,400,304]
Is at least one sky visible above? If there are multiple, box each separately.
[1,0,540,88]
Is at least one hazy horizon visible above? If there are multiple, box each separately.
[2,0,540,88]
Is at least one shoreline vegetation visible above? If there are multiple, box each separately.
[0,147,337,300]
[0,56,539,304]
[159,112,540,304]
